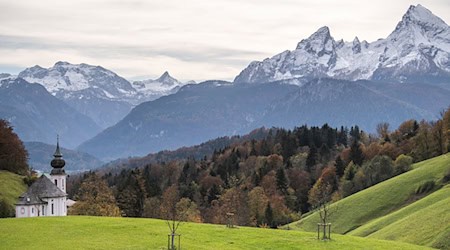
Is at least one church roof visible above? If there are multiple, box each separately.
[16,175,66,205]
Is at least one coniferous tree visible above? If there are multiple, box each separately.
[306,145,318,171]
[349,139,364,166]
[264,202,274,228]
[276,167,288,194]
[334,156,345,177]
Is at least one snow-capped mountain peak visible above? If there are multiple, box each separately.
[156,71,182,87]
[234,4,450,84]
[18,61,136,97]
[401,4,448,29]
[296,26,335,54]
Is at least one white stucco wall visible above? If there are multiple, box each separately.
[49,174,67,193]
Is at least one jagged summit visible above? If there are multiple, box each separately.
[296,26,334,52]
[156,71,181,87]
[402,4,448,27]
[234,4,450,84]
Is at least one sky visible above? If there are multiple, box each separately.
[0,0,449,82]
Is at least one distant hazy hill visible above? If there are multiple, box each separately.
[0,78,101,148]
[25,142,104,172]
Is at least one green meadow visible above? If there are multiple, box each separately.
[0,216,431,250]
[289,153,450,249]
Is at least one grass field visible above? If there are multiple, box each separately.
[0,216,432,250]
[288,153,450,248]
[349,184,450,249]
[0,170,26,208]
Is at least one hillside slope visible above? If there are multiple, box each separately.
[0,216,430,250]
[0,171,26,215]
[351,185,450,249]
[289,154,450,245]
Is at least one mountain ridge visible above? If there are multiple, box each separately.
[234,4,450,84]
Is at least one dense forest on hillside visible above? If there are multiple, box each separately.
[69,108,450,227]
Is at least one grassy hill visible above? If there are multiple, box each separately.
[0,170,27,215]
[288,153,450,248]
[0,216,431,249]
[350,184,450,249]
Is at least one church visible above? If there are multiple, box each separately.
[15,139,68,217]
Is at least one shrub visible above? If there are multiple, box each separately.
[0,199,14,218]
[415,180,435,195]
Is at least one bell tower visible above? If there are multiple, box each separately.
[49,135,66,193]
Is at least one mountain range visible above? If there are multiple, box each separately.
[235,5,450,85]
[79,4,450,160]
[1,4,449,161]
[17,62,189,128]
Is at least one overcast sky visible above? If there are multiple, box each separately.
[0,0,449,82]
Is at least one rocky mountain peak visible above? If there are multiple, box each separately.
[296,26,335,54]
[352,36,361,54]
[393,4,448,35]
[156,71,181,87]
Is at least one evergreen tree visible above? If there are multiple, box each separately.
[276,167,288,194]
[349,140,364,166]
[306,145,317,171]
[264,202,274,228]
[334,156,345,177]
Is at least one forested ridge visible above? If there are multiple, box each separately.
[69,108,450,227]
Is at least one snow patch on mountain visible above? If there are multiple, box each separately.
[234,4,450,84]
[132,71,194,101]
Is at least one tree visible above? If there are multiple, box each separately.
[264,202,274,228]
[276,167,288,194]
[306,145,318,171]
[69,173,120,216]
[248,187,268,226]
[160,185,181,250]
[376,122,390,141]
[393,154,413,175]
[349,140,364,166]
[308,177,334,239]
[362,155,394,186]
[334,156,345,177]
[0,120,29,175]
[176,198,202,223]
[116,170,147,217]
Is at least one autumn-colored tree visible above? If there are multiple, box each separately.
[248,187,268,226]
[218,187,249,226]
[308,176,335,239]
[143,197,161,218]
[176,198,202,223]
[69,174,120,216]
[0,120,29,175]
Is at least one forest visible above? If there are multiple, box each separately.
[67,107,450,227]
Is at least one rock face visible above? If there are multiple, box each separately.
[234,5,450,84]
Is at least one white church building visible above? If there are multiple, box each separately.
[15,139,68,217]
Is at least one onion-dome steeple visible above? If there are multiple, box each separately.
[50,135,66,175]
